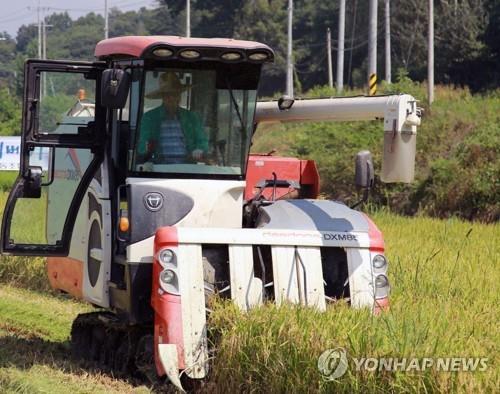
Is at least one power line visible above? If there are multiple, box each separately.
[0,7,29,19]
[0,11,33,23]
[36,1,153,14]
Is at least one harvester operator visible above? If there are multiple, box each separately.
[137,72,208,166]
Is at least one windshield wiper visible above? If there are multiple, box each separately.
[225,77,246,132]
[225,76,248,170]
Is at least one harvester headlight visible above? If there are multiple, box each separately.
[249,52,269,61]
[375,274,389,288]
[158,248,175,265]
[180,49,200,59]
[159,268,179,295]
[373,254,387,269]
[153,48,173,58]
[160,269,176,284]
[221,52,242,61]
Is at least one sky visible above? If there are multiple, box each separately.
[0,0,157,39]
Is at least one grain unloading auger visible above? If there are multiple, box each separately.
[0,36,421,390]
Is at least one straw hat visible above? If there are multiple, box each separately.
[145,72,187,99]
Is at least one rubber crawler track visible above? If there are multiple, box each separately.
[70,311,208,392]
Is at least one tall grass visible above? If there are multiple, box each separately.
[207,212,499,392]
[0,191,50,291]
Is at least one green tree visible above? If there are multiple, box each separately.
[0,89,21,136]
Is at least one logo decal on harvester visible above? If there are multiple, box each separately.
[323,233,357,241]
[144,192,164,211]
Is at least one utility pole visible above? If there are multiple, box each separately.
[327,28,333,89]
[42,22,52,99]
[428,0,434,104]
[368,0,378,95]
[286,0,294,97]
[186,0,191,38]
[42,20,46,98]
[385,0,391,83]
[336,0,345,93]
[104,0,109,39]
[37,0,42,59]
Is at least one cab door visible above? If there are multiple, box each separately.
[1,59,106,256]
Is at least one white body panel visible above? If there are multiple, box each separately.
[172,227,372,309]
[178,227,369,248]
[345,248,375,308]
[126,179,245,263]
[177,244,209,379]
[255,95,420,183]
[228,245,263,310]
[255,95,419,133]
[56,161,112,307]
[81,164,112,307]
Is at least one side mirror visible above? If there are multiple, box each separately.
[22,166,43,198]
[355,150,374,189]
[101,69,130,109]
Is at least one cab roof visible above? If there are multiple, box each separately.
[94,35,274,63]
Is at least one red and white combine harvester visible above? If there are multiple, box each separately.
[1,36,420,388]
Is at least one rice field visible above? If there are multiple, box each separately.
[0,189,498,393]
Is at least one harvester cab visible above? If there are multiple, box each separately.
[0,36,421,388]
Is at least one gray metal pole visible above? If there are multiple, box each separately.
[327,28,333,89]
[104,0,109,39]
[37,1,41,59]
[286,0,294,97]
[428,0,434,104]
[186,0,191,38]
[385,0,391,83]
[336,0,345,93]
[42,20,46,98]
[368,0,378,94]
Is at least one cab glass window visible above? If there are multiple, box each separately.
[129,68,257,176]
[38,71,96,135]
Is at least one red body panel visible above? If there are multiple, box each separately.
[374,297,390,315]
[151,227,185,375]
[47,257,83,299]
[245,154,320,201]
[362,213,385,252]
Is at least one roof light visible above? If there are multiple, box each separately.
[249,52,269,61]
[153,48,173,58]
[221,52,242,61]
[179,49,200,59]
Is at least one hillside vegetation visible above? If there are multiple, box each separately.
[252,82,500,222]
[0,82,498,223]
